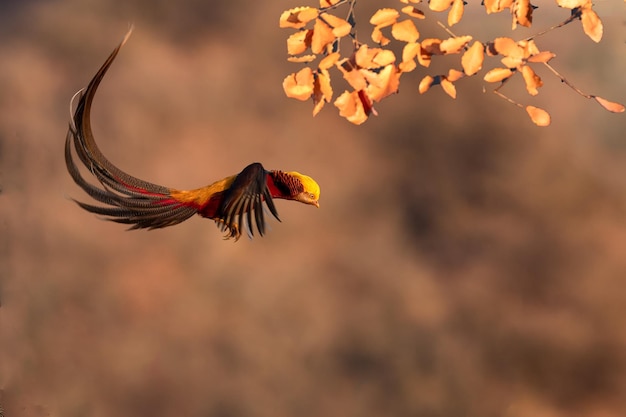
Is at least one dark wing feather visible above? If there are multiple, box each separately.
[65,28,197,230]
[216,163,280,240]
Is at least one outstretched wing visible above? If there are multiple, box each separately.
[216,163,280,240]
[65,28,198,230]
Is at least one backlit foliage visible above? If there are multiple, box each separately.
[280,0,624,126]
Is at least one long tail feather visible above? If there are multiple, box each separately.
[65,28,197,230]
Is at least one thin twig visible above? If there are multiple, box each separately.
[492,76,524,108]
[436,20,458,39]
[522,10,580,41]
[542,61,591,98]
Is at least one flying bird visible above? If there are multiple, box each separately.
[65,30,320,240]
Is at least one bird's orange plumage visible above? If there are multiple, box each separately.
[65,29,320,240]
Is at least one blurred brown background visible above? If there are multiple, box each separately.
[1,1,626,416]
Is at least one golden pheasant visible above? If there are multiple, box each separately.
[65,30,320,240]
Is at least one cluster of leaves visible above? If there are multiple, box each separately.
[279,0,624,126]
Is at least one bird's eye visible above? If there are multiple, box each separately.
[309,193,316,199]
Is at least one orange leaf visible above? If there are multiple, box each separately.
[320,13,352,38]
[492,37,518,56]
[371,26,391,46]
[448,0,464,26]
[319,52,340,70]
[556,0,591,8]
[483,67,515,82]
[440,35,472,54]
[593,96,625,113]
[313,69,333,116]
[392,19,420,43]
[280,7,319,29]
[287,54,316,63]
[370,8,400,27]
[355,45,396,68]
[581,8,603,43]
[430,0,453,12]
[526,105,551,126]
[484,0,513,13]
[518,39,540,57]
[283,67,315,100]
[441,78,457,98]
[418,75,435,94]
[311,18,335,54]
[287,30,312,55]
[461,41,484,75]
[400,42,420,72]
[521,65,542,96]
[512,0,533,29]
[421,38,443,55]
[365,64,401,102]
[417,44,433,67]
[401,6,426,19]
[447,69,464,82]
[338,59,367,90]
[334,90,369,125]
[527,51,556,63]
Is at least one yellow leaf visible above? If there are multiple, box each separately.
[391,20,420,43]
[370,8,400,27]
[448,0,464,26]
[287,30,312,55]
[429,0,453,12]
[320,13,352,38]
[283,67,315,100]
[461,41,484,75]
[401,6,426,19]
[521,65,542,96]
[581,8,603,42]
[526,105,551,126]
[287,54,316,63]
[280,7,319,29]
[593,96,625,113]
[419,75,435,94]
[319,52,340,70]
[311,18,335,54]
[483,67,515,82]
[441,78,457,99]
[440,35,472,54]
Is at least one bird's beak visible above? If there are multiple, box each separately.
[313,201,320,208]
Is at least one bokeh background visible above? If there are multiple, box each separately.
[2,1,626,416]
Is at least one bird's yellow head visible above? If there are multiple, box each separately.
[288,171,320,208]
